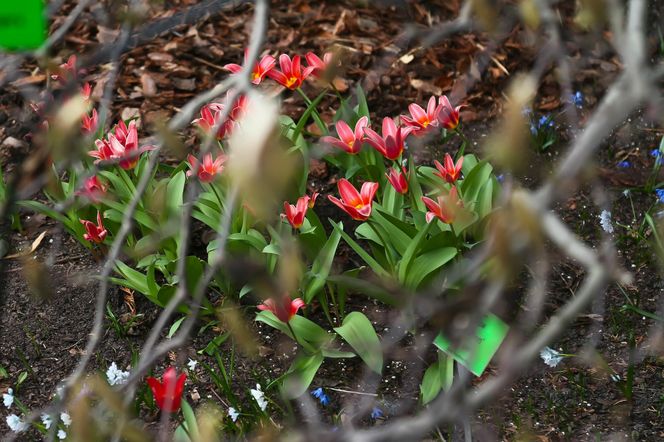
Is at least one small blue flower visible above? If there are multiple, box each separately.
[497,174,505,183]
[617,160,630,168]
[538,115,554,128]
[656,188,664,203]
[652,149,664,166]
[570,91,583,108]
[529,122,538,135]
[311,387,330,406]
[371,407,384,419]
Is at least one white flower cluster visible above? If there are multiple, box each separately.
[540,346,563,367]
[3,388,13,409]
[228,407,239,422]
[106,362,130,386]
[250,384,267,411]
[599,210,614,234]
[6,414,27,433]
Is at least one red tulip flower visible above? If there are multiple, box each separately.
[328,178,379,221]
[320,116,368,155]
[364,117,411,161]
[89,120,155,169]
[76,176,107,203]
[224,50,276,85]
[434,153,464,184]
[81,109,98,135]
[81,82,92,101]
[267,54,315,90]
[51,55,84,84]
[258,295,305,323]
[422,187,462,224]
[192,103,235,140]
[81,211,107,243]
[283,195,311,229]
[305,52,333,78]
[186,153,226,183]
[437,96,462,130]
[147,367,186,413]
[308,192,319,208]
[385,166,409,194]
[400,96,440,135]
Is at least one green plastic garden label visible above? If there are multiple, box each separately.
[434,313,508,377]
[0,1,46,50]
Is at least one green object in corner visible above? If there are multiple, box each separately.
[434,313,509,377]
[0,1,46,51]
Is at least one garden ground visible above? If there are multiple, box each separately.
[1,0,664,439]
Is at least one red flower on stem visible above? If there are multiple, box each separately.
[267,54,315,90]
[305,52,334,78]
[364,117,411,161]
[400,96,440,135]
[385,166,409,194]
[51,55,85,84]
[192,103,235,140]
[81,82,92,101]
[434,153,463,184]
[224,50,276,85]
[89,120,155,170]
[257,295,305,323]
[81,211,107,243]
[186,153,226,183]
[422,187,462,224]
[282,194,314,229]
[437,96,462,130]
[81,109,98,135]
[320,116,368,155]
[328,178,379,221]
[76,176,107,203]
[146,367,186,413]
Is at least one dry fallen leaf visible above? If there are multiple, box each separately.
[4,231,47,259]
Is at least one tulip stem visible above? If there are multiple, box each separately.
[286,321,302,348]
[367,220,396,271]
[208,183,225,213]
[296,88,327,135]
[454,128,469,160]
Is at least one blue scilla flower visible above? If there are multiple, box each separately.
[651,149,664,166]
[497,174,505,183]
[656,189,664,203]
[570,91,583,108]
[311,387,330,406]
[371,407,384,419]
[617,161,630,168]
[538,115,554,128]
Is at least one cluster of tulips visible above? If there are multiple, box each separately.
[40,49,475,418]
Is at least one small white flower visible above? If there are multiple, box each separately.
[57,429,67,440]
[41,413,53,429]
[60,412,71,427]
[599,210,614,233]
[6,414,27,433]
[106,362,130,386]
[228,406,239,422]
[3,388,14,408]
[250,384,267,411]
[623,189,630,197]
[187,358,197,371]
[540,346,563,367]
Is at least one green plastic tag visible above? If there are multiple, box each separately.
[0,1,46,51]
[433,313,508,377]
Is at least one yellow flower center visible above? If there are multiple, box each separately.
[285,77,298,88]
